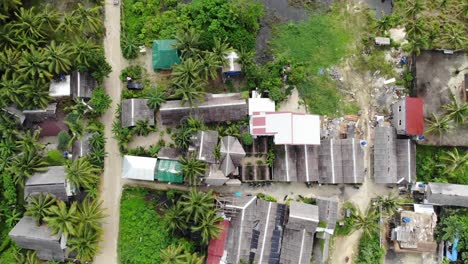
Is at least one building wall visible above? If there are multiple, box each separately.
[24,184,68,202]
[392,99,407,135]
[10,235,66,261]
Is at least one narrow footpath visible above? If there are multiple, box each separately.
[94,1,125,263]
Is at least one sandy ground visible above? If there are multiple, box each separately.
[93,1,126,263]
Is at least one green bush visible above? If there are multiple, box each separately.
[45,150,66,166]
[57,131,72,151]
[335,202,356,236]
[354,231,385,264]
[120,65,144,82]
[256,193,277,202]
[240,132,254,146]
[89,87,112,116]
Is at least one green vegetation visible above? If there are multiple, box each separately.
[256,193,277,202]
[436,208,468,264]
[416,145,468,184]
[335,202,356,236]
[354,230,385,264]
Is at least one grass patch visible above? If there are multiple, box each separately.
[334,202,356,236]
[354,231,385,264]
[270,6,357,116]
[118,188,195,264]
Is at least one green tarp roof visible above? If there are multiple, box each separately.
[155,159,183,183]
[152,39,181,70]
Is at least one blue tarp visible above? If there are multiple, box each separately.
[446,237,459,262]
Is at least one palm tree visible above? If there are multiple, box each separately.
[0,74,28,107]
[375,16,392,33]
[440,24,467,50]
[179,189,215,223]
[11,151,48,186]
[425,113,453,140]
[160,244,185,264]
[67,223,101,262]
[182,252,205,264]
[39,4,60,30]
[0,24,18,50]
[172,58,203,85]
[165,203,188,234]
[174,28,201,59]
[65,116,86,144]
[0,49,20,78]
[134,120,152,136]
[173,81,206,107]
[77,198,106,232]
[25,193,56,226]
[199,52,221,81]
[146,88,166,109]
[4,208,21,228]
[70,38,99,67]
[174,127,194,150]
[15,130,44,153]
[441,92,468,124]
[15,250,38,264]
[211,38,232,67]
[180,154,207,186]
[57,16,79,35]
[44,200,78,237]
[375,195,401,216]
[23,81,51,109]
[65,157,100,190]
[405,0,425,19]
[0,0,22,13]
[71,4,102,34]
[351,207,380,236]
[44,40,72,74]
[13,7,47,40]
[121,33,140,59]
[18,46,52,81]
[405,19,426,40]
[191,210,223,244]
[439,148,468,175]
[238,48,254,69]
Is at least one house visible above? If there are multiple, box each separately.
[248,90,275,115]
[318,138,365,184]
[373,126,416,184]
[191,130,219,164]
[222,51,241,76]
[375,37,391,45]
[219,136,245,176]
[159,93,248,125]
[206,220,230,264]
[24,166,70,202]
[425,182,468,208]
[157,147,183,160]
[72,133,93,160]
[9,216,67,261]
[250,112,321,145]
[121,99,154,128]
[205,165,229,186]
[70,71,97,99]
[49,75,71,98]
[314,197,339,264]
[392,97,424,136]
[121,155,157,181]
[23,103,57,123]
[152,39,181,70]
[280,201,319,264]
[22,103,68,137]
[272,145,319,182]
[391,206,438,253]
[155,159,183,183]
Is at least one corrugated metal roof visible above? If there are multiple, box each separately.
[405,97,424,135]
[121,155,157,181]
[207,220,230,264]
[121,99,155,128]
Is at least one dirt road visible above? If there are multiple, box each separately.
[94,1,125,263]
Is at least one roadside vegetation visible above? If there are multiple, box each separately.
[119,188,223,263]
[436,208,468,264]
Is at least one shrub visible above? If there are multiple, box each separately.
[256,193,277,202]
[119,65,144,82]
[57,131,72,151]
[241,132,254,146]
[45,150,66,166]
[89,87,112,116]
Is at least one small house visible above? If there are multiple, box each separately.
[426,182,468,208]
[155,159,183,183]
[191,130,219,164]
[49,75,71,98]
[24,166,70,202]
[219,136,245,176]
[22,103,68,137]
[222,51,241,76]
[70,71,97,99]
[273,145,319,182]
[392,97,424,136]
[157,147,183,160]
[72,133,93,160]
[121,155,157,181]
[159,93,248,125]
[206,220,230,264]
[152,39,181,70]
[205,166,229,186]
[121,99,155,128]
[9,216,67,261]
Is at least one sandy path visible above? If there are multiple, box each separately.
[94,1,126,263]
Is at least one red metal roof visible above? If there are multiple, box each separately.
[38,120,68,137]
[206,220,229,264]
[405,97,424,135]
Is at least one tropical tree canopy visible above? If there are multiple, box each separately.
[25,193,56,226]
[65,157,100,190]
[44,200,79,237]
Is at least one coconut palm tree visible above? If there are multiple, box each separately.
[0,49,20,78]
[70,38,99,67]
[0,24,18,50]
[174,28,201,59]
[15,250,38,264]
[0,0,21,13]
[18,46,52,81]
[15,130,44,153]
[121,33,140,59]
[44,200,78,237]
[442,92,468,124]
[165,203,188,234]
[57,16,79,35]
[375,16,392,33]
[174,127,195,150]
[180,154,207,186]
[71,4,102,34]
[425,113,453,140]
[351,207,380,236]
[44,40,72,74]
[146,88,166,109]
[405,0,425,19]
[439,148,468,175]
[440,24,467,50]
[182,252,205,264]
[172,58,203,85]
[211,38,232,67]
[191,210,223,244]
[23,81,51,110]
[0,74,28,107]
[67,223,101,262]
[179,189,215,223]
[134,120,152,136]
[199,52,221,81]
[13,7,47,40]
[25,193,56,226]
[39,4,60,30]
[65,157,100,190]
[4,208,21,228]
[375,194,401,216]
[77,198,106,232]
[161,244,185,264]
[405,19,426,40]
[11,151,48,186]
[173,81,206,107]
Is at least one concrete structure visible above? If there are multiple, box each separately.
[426,182,468,208]
[248,90,275,115]
[24,166,69,201]
[121,99,154,128]
[49,75,71,97]
[392,97,424,136]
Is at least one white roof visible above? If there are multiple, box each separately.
[248,98,275,115]
[49,75,71,97]
[251,112,320,145]
[413,204,434,214]
[122,155,157,181]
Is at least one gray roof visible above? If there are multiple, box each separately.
[318,139,364,184]
[287,201,319,232]
[159,93,248,125]
[426,182,468,207]
[192,130,219,164]
[71,71,97,99]
[23,103,57,123]
[121,99,155,128]
[273,145,320,182]
[24,166,68,201]
[220,136,246,176]
[205,165,229,186]
[273,145,297,182]
[2,106,25,123]
[72,133,93,160]
[157,147,183,160]
[240,165,272,181]
[396,139,416,184]
[316,197,339,230]
[9,216,66,261]
[280,228,314,264]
